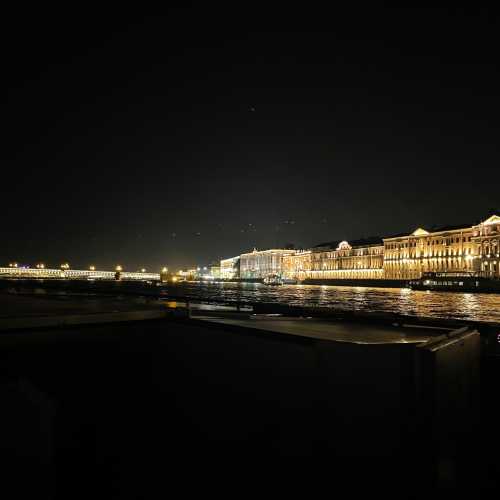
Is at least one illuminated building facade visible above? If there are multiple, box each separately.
[177,269,198,280]
[239,249,295,279]
[472,215,500,277]
[282,250,312,280]
[383,215,500,279]
[219,256,240,279]
[383,226,476,279]
[210,265,221,279]
[274,214,500,281]
[308,239,384,280]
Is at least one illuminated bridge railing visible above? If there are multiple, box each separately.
[0,267,160,281]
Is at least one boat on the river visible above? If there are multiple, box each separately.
[263,275,283,286]
[408,272,500,293]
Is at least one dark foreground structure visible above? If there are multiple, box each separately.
[0,294,498,498]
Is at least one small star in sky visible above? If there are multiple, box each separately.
[249,107,256,112]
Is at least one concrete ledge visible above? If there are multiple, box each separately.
[0,308,187,332]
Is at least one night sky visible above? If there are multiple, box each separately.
[3,7,500,272]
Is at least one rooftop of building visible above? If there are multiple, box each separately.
[313,237,383,250]
[240,248,296,256]
[220,256,240,262]
[384,211,500,240]
[383,223,474,240]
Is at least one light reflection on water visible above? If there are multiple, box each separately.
[164,282,500,323]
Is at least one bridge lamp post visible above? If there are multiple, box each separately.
[89,265,95,271]
[160,267,168,283]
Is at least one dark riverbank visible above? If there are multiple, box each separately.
[0,295,498,497]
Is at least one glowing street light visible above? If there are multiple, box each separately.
[162,267,168,273]
[61,263,70,270]
[141,268,146,273]
[116,265,123,272]
[89,265,95,271]
[36,263,45,269]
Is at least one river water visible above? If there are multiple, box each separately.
[161,282,500,324]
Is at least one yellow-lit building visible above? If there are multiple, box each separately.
[282,250,312,280]
[272,214,500,281]
[210,265,221,279]
[472,214,500,277]
[219,256,240,279]
[383,215,500,279]
[383,225,476,279]
[308,239,384,280]
[239,249,295,279]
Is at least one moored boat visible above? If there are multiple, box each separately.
[408,272,500,293]
[263,274,283,286]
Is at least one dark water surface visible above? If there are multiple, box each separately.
[161,282,500,323]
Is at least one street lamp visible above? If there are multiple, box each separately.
[116,265,123,272]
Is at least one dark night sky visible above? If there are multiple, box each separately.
[2,7,500,271]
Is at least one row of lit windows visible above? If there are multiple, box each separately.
[313,248,382,259]
[386,235,473,250]
[387,247,476,258]
[313,263,383,270]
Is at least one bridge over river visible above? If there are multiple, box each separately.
[0,266,159,281]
